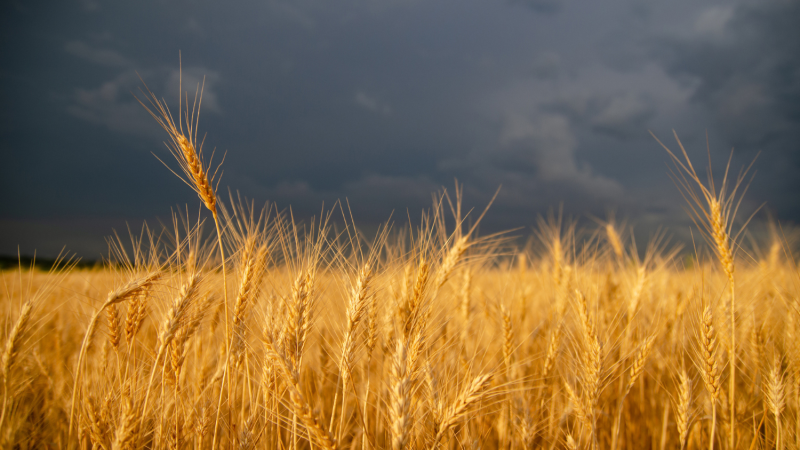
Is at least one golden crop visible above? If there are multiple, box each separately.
[0,74,797,450]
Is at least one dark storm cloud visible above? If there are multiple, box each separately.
[1,0,797,258]
[654,3,800,140]
[648,0,800,221]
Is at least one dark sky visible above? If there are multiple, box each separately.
[1,0,798,259]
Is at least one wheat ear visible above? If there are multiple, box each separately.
[338,264,373,388]
[627,335,656,394]
[654,130,755,449]
[390,340,413,450]
[69,271,161,442]
[435,236,469,289]
[112,383,140,450]
[566,433,578,450]
[676,368,692,450]
[137,69,234,447]
[403,259,429,341]
[106,304,121,352]
[612,335,655,450]
[605,222,625,260]
[765,356,785,450]
[335,264,373,440]
[0,300,33,429]
[431,373,493,448]
[139,272,201,433]
[284,270,314,374]
[542,320,563,378]
[361,276,380,450]
[576,289,602,450]
[263,333,337,450]
[231,241,268,363]
[698,304,720,450]
[563,380,590,431]
[501,305,514,372]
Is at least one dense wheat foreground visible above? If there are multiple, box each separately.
[1,76,798,450]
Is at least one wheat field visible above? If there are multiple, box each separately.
[0,78,798,450]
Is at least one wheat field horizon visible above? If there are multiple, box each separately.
[1,69,798,450]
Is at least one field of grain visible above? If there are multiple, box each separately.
[0,80,797,450]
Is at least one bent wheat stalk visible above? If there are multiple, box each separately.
[68,271,161,443]
[138,272,201,435]
[263,333,337,450]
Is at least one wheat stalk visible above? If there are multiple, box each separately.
[542,320,563,378]
[263,333,337,450]
[106,305,121,352]
[112,383,141,450]
[0,300,33,430]
[765,356,785,450]
[431,373,493,448]
[335,264,373,440]
[676,368,693,450]
[69,270,162,442]
[698,303,720,450]
[654,130,758,449]
[339,264,373,390]
[612,335,655,450]
[136,67,236,447]
[435,236,469,289]
[605,223,625,260]
[501,305,514,373]
[627,336,656,394]
[389,340,413,450]
[139,272,201,433]
[231,240,268,364]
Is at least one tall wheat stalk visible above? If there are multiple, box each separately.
[654,130,758,449]
[136,63,233,446]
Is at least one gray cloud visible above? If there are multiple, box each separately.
[67,71,160,137]
[509,0,562,14]
[65,40,132,67]
[590,93,656,139]
[526,52,563,80]
[79,0,100,12]
[354,91,392,115]
[497,113,623,197]
[691,6,735,39]
[67,67,222,137]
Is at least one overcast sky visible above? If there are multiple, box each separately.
[1,0,798,259]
